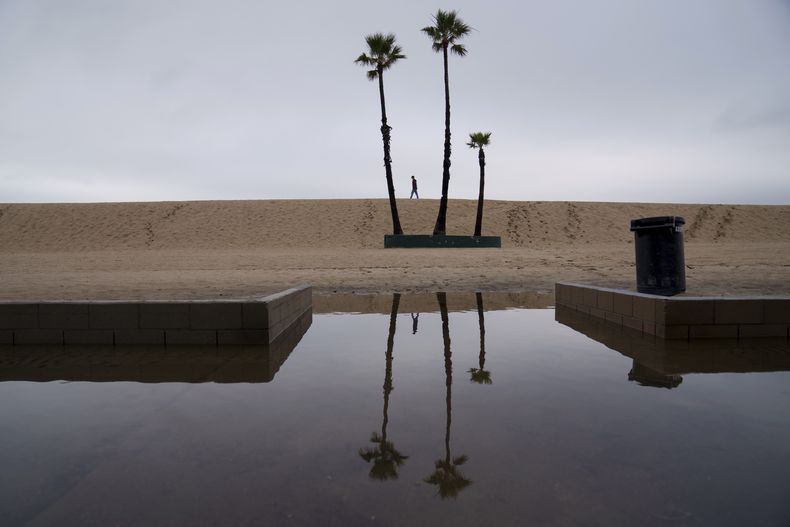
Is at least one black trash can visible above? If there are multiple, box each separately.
[630,216,686,296]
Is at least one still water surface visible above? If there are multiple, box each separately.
[1,293,789,526]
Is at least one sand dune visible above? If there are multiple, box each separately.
[2,199,789,251]
[0,199,788,299]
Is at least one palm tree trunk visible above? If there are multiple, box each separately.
[378,69,403,235]
[476,292,486,370]
[382,293,400,443]
[473,148,485,236]
[433,46,452,236]
[437,292,452,463]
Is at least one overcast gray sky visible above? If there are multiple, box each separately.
[1,0,789,204]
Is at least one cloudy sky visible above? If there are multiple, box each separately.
[1,0,789,204]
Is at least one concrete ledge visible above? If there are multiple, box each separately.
[0,309,313,383]
[556,282,790,340]
[0,284,312,346]
[384,234,502,248]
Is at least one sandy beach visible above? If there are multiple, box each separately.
[1,199,788,300]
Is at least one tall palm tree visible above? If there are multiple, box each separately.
[469,292,492,384]
[359,293,408,480]
[425,292,472,498]
[355,33,405,235]
[467,132,491,237]
[422,10,471,236]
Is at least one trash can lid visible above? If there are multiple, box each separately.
[630,216,685,231]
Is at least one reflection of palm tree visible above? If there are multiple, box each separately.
[469,292,492,385]
[360,293,408,480]
[425,292,471,498]
[411,312,419,334]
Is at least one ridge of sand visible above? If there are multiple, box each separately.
[0,199,788,299]
[2,199,789,251]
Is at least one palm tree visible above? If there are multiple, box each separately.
[422,10,471,236]
[425,292,472,498]
[467,132,491,237]
[469,292,492,384]
[355,33,406,235]
[359,293,408,480]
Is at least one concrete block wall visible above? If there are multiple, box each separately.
[0,308,313,383]
[556,282,790,340]
[0,284,312,346]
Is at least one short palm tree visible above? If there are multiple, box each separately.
[469,292,492,384]
[359,294,408,480]
[355,33,405,235]
[422,10,471,236]
[467,132,491,237]
[425,292,472,498]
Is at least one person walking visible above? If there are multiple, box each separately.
[410,176,419,199]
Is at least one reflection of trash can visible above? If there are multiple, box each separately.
[630,216,686,296]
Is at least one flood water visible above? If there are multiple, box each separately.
[1,293,790,526]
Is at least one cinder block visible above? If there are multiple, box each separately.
[166,330,217,345]
[218,330,269,345]
[0,304,38,329]
[622,316,643,332]
[643,322,657,335]
[665,300,715,325]
[613,293,633,316]
[270,304,284,326]
[597,291,614,312]
[577,305,591,315]
[243,303,268,329]
[14,329,63,345]
[738,324,788,338]
[571,286,584,306]
[583,288,598,307]
[90,304,139,329]
[689,324,738,339]
[301,289,312,309]
[604,311,622,325]
[555,284,567,303]
[764,300,790,324]
[114,329,164,345]
[64,330,114,345]
[189,303,242,329]
[656,325,689,340]
[633,296,656,322]
[140,304,190,329]
[0,330,13,344]
[39,304,90,329]
[589,307,605,320]
[715,300,763,325]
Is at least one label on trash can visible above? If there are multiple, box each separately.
[674,225,683,233]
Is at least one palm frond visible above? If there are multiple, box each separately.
[355,53,373,65]
[424,458,472,499]
[359,432,409,481]
[421,26,439,39]
[366,69,378,81]
[356,33,405,76]
[467,132,492,148]
[468,367,493,383]
[451,44,467,56]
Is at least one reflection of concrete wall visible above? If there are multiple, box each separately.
[0,285,311,346]
[556,282,790,339]
[313,291,553,314]
[0,309,312,383]
[556,306,790,375]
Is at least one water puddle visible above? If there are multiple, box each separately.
[1,293,789,526]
